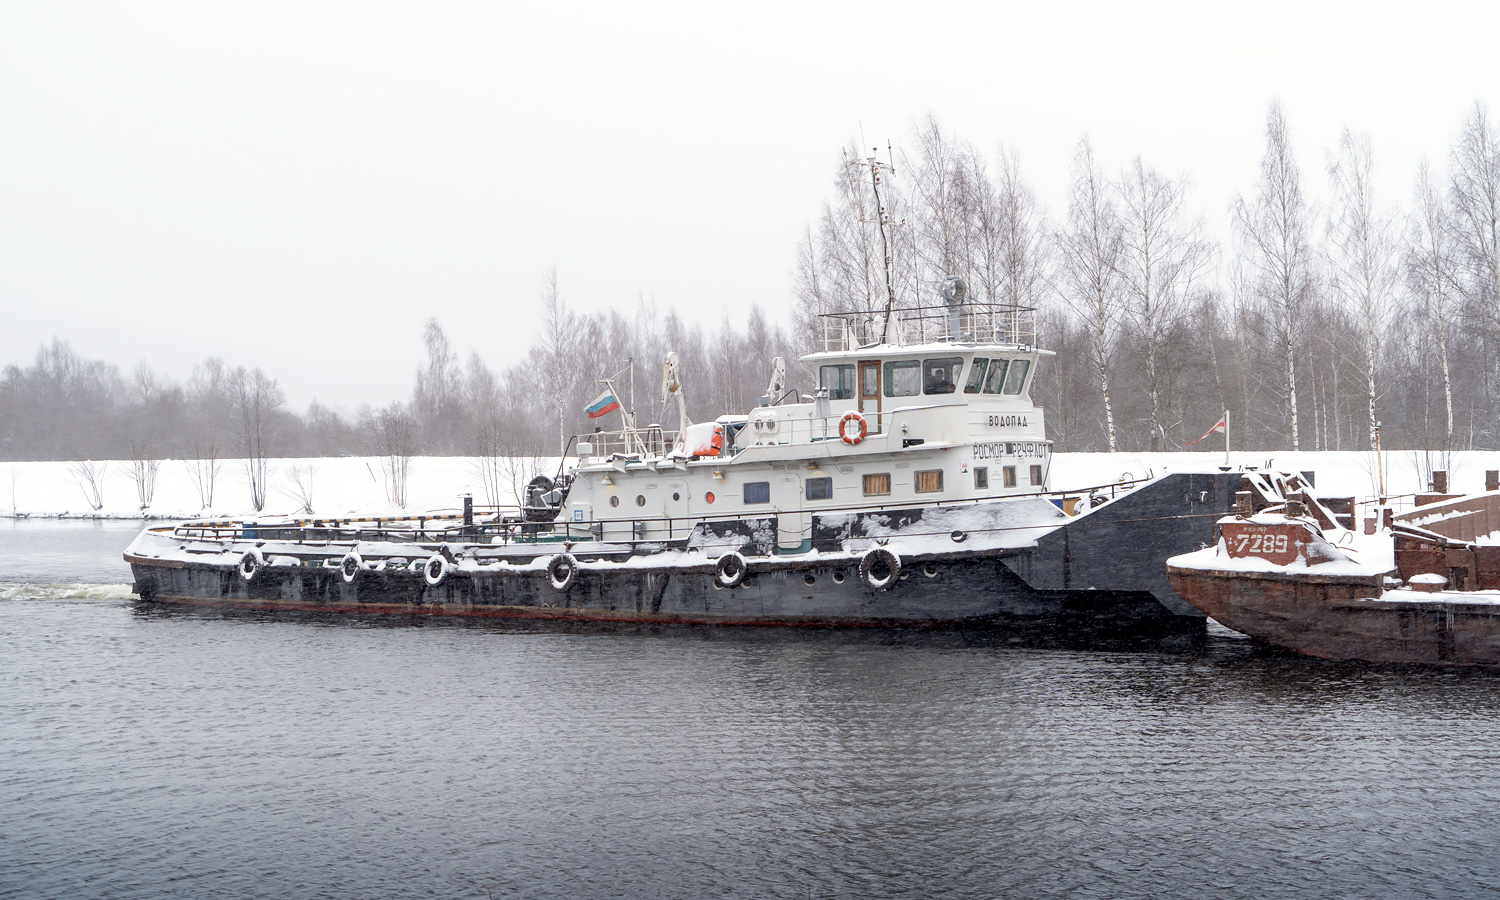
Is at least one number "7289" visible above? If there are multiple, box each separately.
[1231,530,1289,557]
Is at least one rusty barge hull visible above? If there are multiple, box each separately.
[1167,564,1500,666]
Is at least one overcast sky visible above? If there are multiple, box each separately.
[2,1,1496,412]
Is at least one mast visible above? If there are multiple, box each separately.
[848,146,901,345]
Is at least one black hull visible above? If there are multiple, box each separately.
[128,472,1243,633]
[131,554,1186,631]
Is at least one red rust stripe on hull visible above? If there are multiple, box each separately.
[140,594,937,629]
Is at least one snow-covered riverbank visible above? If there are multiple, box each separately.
[0,450,1484,520]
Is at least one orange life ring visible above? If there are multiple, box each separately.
[839,411,868,445]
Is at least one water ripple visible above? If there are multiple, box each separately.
[5,595,1500,899]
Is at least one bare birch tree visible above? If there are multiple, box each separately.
[907,116,974,287]
[1326,128,1402,449]
[1115,157,1212,449]
[372,402,417,507]
[967,146,1050,310]
[1234,102,1316,450]
[1449,105,1500,361]
[539,266,571,456]
[412,318,461,452]
[69,459,106,511]
[229,366,284,512]
[1054,139,1124,451]
[1409,161,1458,445]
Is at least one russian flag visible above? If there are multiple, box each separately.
[585,390,621,419]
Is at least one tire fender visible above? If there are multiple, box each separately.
[547,553,578,592]
[715,551,748,588]
[238,548,265,583]
[859,546,901,591]
[340,551,363,584]
[423,554,448,587]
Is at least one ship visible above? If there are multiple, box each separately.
[1166,469,1500,667]
[125,154,1239,631]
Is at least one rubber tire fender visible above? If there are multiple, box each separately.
[715,551,748,588]
[238,548,265,583]
[340,551,363,584]
[859,546,901,592]
[423,554,448,587]
[547,553,578,592]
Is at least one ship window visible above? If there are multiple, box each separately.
[635,494,646,507]
[1030,465,1043,486]
[1003,359,1031,395]
[806,477,833,500]
[923,357,963,394]
[744,481,770,504]
[915,469,944,493]
[863,473,891,496]
[974,467,989,489]
[1003,466,1017,488]
[609,496,620,508]
[983,359,1010,394]
[963,358,988,394]
[819,364,855,401]
[883,360,920,397]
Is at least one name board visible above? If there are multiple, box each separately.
[985,415,1029,427]
[973,442,1049,460]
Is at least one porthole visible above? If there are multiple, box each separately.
[635,495,646,507]
[705,492,715,504]
[923,564,938,578]
[609,496,620,508]
[804,574,816,586]
[672,492,681,501]
[832,569,845,584]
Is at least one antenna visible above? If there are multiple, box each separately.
[844,132,902,346]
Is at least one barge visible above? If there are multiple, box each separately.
[1167,471,1500,666]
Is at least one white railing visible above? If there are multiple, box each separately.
[578,426,681,461]
[819,303,1036,351]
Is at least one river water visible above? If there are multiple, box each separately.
[4,520,1500,899]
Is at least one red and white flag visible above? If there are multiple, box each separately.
[1186,415,1227,447]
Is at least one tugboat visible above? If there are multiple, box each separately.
[126,155,1240,629]
[1167,470,1500,667]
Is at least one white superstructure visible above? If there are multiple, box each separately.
[560,298,1054,550]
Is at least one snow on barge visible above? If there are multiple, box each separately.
[1167,470,1500,667]
[125,289,1240,630]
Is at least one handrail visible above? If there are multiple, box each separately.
[164,476,1157,551]
[817,302,1037,352]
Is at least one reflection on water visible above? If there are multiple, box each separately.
[6,586,1500,900]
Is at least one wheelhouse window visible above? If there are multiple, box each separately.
[1003,466,1017,488]
[915,469,944,493]
[923,357,963,395]
[883,360,920,397]
[863,473,891,496]
[744,481,770,504]
[1003,359,1031,395]
[974,466,989,489]
[806,477,833,500]
[1030,465,1043,486]
[983,359,1010,394]
[963,359,988,394]
[819,364,855,401]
